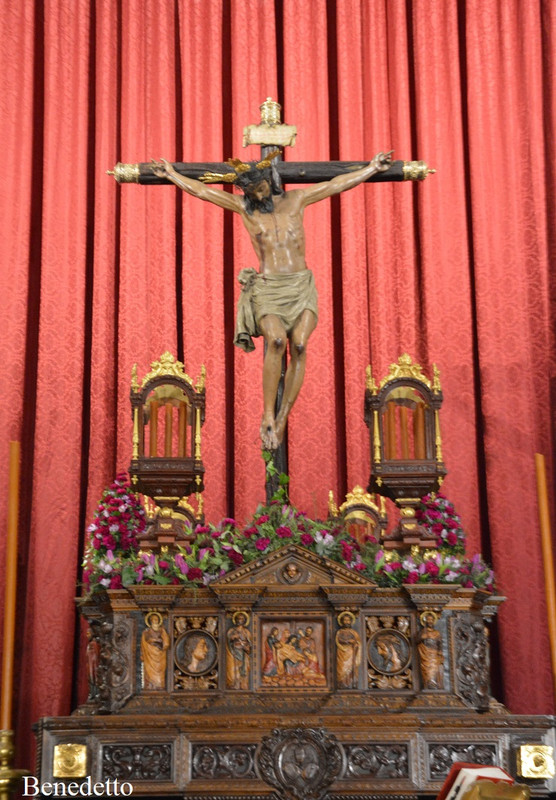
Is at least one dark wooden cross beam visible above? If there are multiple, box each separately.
[110,157,432,185]
[109,99,434,502]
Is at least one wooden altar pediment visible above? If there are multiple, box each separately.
[211,543,377,589]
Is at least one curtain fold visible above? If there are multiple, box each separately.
[1,0,554,769]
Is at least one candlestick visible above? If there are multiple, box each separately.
[535,453,556,704]
[1,442,19,731]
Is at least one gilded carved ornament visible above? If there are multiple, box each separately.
[379,353,432,391]
[517,745,555,779]
[138,351,202,390]
[52,744,88,779]
[339,485,380,515]
[402,160,436,181]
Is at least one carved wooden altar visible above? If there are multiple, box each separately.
[35,545,556,799]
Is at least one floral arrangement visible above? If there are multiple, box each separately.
[82,465,495,596]
[416,491,466,552]
[83,473,147,592]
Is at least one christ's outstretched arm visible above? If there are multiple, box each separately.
[300,151,393,207]
[151,159,242,213]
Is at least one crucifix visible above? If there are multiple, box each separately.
[109,98,434,500]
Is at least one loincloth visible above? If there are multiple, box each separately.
[234,268,318,353]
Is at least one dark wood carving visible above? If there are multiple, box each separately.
[452,612,490,710]
[192,744,257,780]
[428,743,497,779]
[344,744,409,779]
[102,744,172,781]
[36,547,553,797]
[256,727,345,800]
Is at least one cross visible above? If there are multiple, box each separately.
[108,98,434,501]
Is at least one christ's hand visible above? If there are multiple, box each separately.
[372,151,394,172]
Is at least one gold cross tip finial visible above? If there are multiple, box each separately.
[260,98,282,125]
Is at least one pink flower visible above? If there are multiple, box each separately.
[255,536,270,551]
[256,514,270,525]
[425,561,439,576]
[276,525,292,538]
[158,560,169,570]
[341,541,354,562]
[211,530,221,539]
[195,525,210,535]
[174,555,188,574]
[187,567,203,582]
[243,526,257,538]
[229,550,244,566]
[102,534,116,550]
[446,531,458,546]
[432,522,444,534]
[405,571,420,584]
[109,575,122,589]
[300,533,314,546]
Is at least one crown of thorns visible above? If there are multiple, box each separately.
[199,150,280,184]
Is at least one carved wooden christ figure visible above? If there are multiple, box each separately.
[152,151,392,450]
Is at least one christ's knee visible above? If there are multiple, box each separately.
[291,339,307,360]
[270,336,286,354]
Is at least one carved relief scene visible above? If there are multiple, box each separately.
[260,619,327,688]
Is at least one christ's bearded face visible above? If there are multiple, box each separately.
[242,178,274,214]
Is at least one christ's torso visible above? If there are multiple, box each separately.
[240,191,307,275]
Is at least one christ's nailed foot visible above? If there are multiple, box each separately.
[274,416,287,446]
[260,415,279,450]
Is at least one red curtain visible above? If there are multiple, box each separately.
[1,0,555,769]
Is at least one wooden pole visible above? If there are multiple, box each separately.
[1,442,20,731]
[534,453,556,704]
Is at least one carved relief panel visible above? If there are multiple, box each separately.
[257,616,329,690]
[172,614,219,690]
[365,614,414,690]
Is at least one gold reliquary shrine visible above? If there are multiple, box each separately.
[365,354,447,549]
[129,352,206,548]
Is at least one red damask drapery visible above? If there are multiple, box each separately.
[1,0,555,768]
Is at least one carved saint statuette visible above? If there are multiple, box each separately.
[226,611,252,690]
[335,611,361,689]
[141,611,170,690]
[86,627,101,700]
[417,610,444,689]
